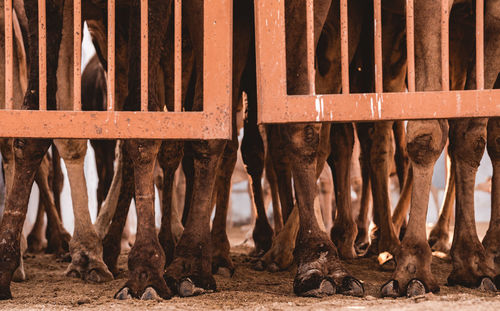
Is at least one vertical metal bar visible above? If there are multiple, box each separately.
[441,0,449,91]
[174,0,182,112]
[406,0,415,92]
[373,0,383,93]
[107,0,115,111]
[476,0,484,90]
[140,0,148,112]
[254,0,287,123]
[73,0,81,111]
[306,0,315,94]
[340,0,349,94]
[38,0,47,110]
[4,0,13,109]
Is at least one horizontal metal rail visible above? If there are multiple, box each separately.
[0,111,225,139]
[1,0,232,139]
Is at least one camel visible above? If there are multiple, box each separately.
[380,0,500,297]
[0,1,70,282]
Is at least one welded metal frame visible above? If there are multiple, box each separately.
[1,0,232,139]
[254,0,500,124]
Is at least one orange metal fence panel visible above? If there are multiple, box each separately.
[0,0,232,139]
[254,0,499,124]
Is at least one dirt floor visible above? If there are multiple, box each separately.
[2,225,499,310]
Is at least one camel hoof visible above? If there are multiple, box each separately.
[339,276,364,297]
[66,269,81,279]
[380,280,399,298]
[478,277,497,292]
[301,278,336,297]
[267,263,279,273]
[115,287,132,300]
[253,260,265,271]
[12,267,26,282]
[87,268,114,283]
[178,278,204,297]
[294,269,337,297]
[215,267,232,278]
[406,279,426,297]
[355,242,369,257]
[141,287,161,301]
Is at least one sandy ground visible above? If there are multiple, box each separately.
[2,225,499,311]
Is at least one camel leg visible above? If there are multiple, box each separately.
[428,153,455,253]
[163,139,225,297]
[157,141,184,266]
[393,121,409,192]
[319,165,333,233]
[381,120,447,297]
[114,0,174,299]
[329,123,357,259]
[446,119,496,290]
[390,125,412,240]
[354,124,372,255]
[391,165,413,237]
[368,121,400,259]
[90,139,116,214]
[483,118,500,289]
[265,151,283,233]
[47,145,64,249]
[26,189,46,253]
[0,0,64,298]
[34,155,70,257]
[380,5,452,287]
[115,140,172,300]
[268,125,295,223]
[55,138,112,283]
[241,52,274,257]
[211,138,238,276]
[102,150,134,276]
[94,141,123,240]
[446,5,500,289]
[181,153,194,226]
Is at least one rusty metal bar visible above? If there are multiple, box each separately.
[203,0,232,122]
[441,0,449,91]
[259,90,500,124]
[73,0,81,111]
[140,0,148,111]
[306,0,315,94]
[254,0,287,121]
[4,0,13,109]
[406,0,415,92]
[0,111,225,139]
[107,0,115,111]
[476,0,484,90]
[174,0,182,112]
[38,0,46,110]
[373,0,383,93]
[340,0,349,94]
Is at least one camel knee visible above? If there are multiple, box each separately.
[286,124,321,164]
[369,122,393,167]
[406,120,448,166]
[125,140,161,166]
[54,139,87,164]
[13,139,51,167]
[449,119,487,168]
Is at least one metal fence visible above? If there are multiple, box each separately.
[2,0,232,139]
[254,0,500,124]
